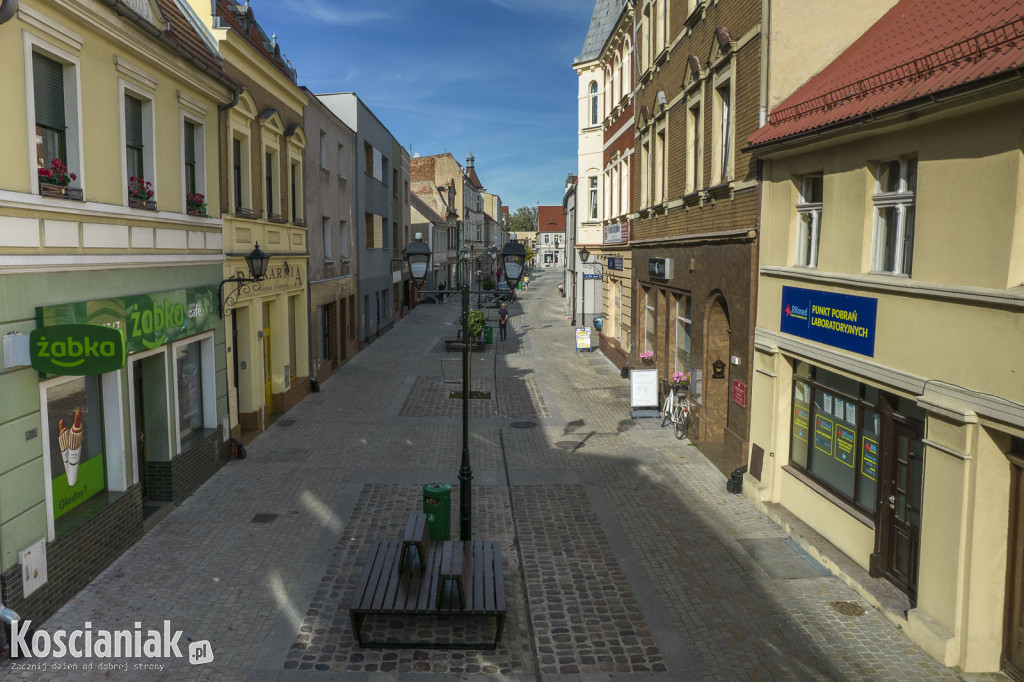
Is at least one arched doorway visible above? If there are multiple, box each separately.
[700,294,731,458]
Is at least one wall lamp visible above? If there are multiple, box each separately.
[218,242,270,318]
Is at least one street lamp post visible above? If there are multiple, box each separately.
[403,238,526,540]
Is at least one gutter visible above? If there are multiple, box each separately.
[97,0,238,95]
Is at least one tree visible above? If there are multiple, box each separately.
[506,206,537,235]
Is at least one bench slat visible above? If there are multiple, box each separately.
[367,541,402,611]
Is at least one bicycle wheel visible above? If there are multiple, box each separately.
[674,410,688,439]
[661,394,673,427]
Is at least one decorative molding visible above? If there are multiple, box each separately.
[18,5,83,51]
[176,90,208,117]
[114,56,158,91]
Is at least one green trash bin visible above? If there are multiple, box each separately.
[483,324,494,344]
[422,483,451,540]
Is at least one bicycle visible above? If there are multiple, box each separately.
[660,385,691,439]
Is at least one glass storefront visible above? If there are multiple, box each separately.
[176,339,205,450]
[790,362,880,514]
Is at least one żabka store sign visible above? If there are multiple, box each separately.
[36,286,218,360]
[29,325,126,375]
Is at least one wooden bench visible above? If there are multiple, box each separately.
[349,536,506,649]
[444,329,485,352]
[401,512,430,570]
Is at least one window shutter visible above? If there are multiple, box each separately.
[125,94,143,148]
[183,121,196,164]
[33,53,66,130]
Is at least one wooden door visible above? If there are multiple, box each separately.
[880,420,924,600]
[1003,465,1024,679]
[263,326,273,413]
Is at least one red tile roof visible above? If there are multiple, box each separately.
[748,0,1024,148]
[538,206,565,233]
[214,0,295,81]
[156,0,228,79]
[466,166,483,189]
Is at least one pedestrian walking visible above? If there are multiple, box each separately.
[438,281,446,302]
[524,275,530,290]
[497,303,509,341]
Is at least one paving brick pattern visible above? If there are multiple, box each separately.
[3,270,1005,681]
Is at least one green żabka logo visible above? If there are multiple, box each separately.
[128,298,203,350]
[30,325,126,375]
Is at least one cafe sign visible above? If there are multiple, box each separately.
[30,324,126,375]
[37,286,218,355]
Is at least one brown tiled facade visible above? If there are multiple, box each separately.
[629,0,761,475]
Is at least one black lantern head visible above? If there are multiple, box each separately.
[245,242,270,280]
[405,233,432,287]
[501,239,527,287]
[579,247,590,263]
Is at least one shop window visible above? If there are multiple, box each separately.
[789,362,883,513]
[871,157,917,276]
[796,173,823,267]
[174,335,215,453]
[41,373,124,540]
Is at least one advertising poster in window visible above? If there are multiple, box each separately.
[791,379,811,467]
[45,377,105,519]
[813,414,835,457]
[835,425,856,466]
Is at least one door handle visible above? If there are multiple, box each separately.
[888,495,895,509]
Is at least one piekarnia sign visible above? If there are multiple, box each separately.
[780,285,878,357]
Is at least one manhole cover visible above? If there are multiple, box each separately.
[276,420,297,428]
[555,441,584,450]
[828,600,865,616]
[251,513,278,524]
[511,421,537,429]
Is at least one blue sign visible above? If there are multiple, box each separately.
[780,286,877,356]
[607,257,623,271]
[583,273,601,280]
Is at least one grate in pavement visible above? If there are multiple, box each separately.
[250,513,278,523]
[555,440,584,450]
[829,600,865,616]
[510,421,537,429]
[276,419,297,427]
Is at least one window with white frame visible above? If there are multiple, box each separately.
[32,49,82,186]
[265,149,280,218]
[653,0,665,56]
[675,294,692,373]
[687,100,702,193]
[123,87,154,195]
[323,217,333,262]
[654,124,666,204]
[182,118,204,201]
[622,36,632,94]
[589,176,598,220]
[590,80,599,125]
[871,158,917,276]
[290,160,302,222]
[645,288,655,353]
[640,137,651,208]
[713,79,733,184]
[796,173,823,267]
[231,134,251,212]
[612,54,620,103]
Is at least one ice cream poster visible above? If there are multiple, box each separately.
[46,377,105,519]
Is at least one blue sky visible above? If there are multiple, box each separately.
[250,0,597,212]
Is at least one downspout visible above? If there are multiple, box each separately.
[0,0,19,25]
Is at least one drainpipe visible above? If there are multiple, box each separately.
[0,0,18,25]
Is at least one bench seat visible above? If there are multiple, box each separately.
[349,538,506,649]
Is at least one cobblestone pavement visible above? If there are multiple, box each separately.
[3,270,1008,681]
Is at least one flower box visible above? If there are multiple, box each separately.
[129,197,157,210]
[187,207,206,217]
[39,183,83,201]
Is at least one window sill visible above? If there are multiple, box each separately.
[319,165,331,174]
[781,464,875,529]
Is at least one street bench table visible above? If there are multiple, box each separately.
[349,538,506,649]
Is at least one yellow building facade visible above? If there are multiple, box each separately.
[746,8,1024,672]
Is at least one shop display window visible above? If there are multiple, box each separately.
[174,334,215,452]
[789,362,880,514]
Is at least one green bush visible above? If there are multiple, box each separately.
[467,309,485,338]
[479,278,496,291]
